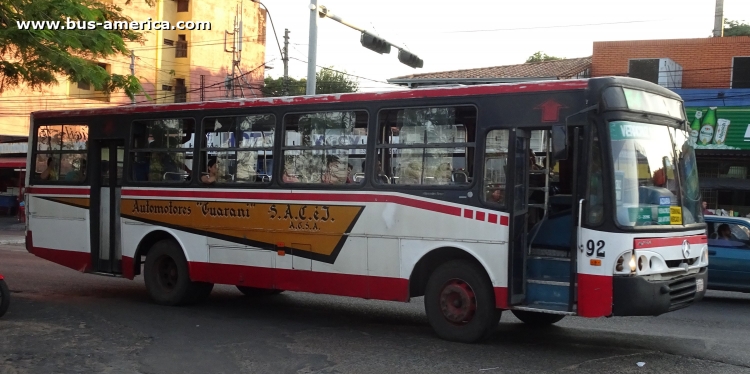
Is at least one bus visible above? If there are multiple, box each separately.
[24,76,708,343]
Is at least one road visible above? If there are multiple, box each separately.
[1,244,749,374]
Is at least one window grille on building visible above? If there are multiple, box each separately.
[175,35,187,58]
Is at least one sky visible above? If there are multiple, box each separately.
[254,0,750,91]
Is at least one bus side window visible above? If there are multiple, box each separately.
[376,106,476,186]
[129,118,194,184]
[200,114,275,185]
[586,127,604,225]
[482,129,509,206]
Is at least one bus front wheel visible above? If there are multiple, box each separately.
[144,239,213,306]
[511,310,565,326]
[424,260,501,343]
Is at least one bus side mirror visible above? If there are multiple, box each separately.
[551,124,567,161]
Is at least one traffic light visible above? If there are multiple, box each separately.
[360,32,391,54]
[398,50,423,69]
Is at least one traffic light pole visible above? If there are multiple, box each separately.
[306,0,318,95]
[306,2,423,94]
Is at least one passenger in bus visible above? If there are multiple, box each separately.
[346,163,354,184]
[282,164,299,183]
[363,160,390,184]
[435,163,452,185]
[64,158,87,182]
[40,157,58,181]
[488,188,504,204]
[201,158,218,184]
[321,155,342,184]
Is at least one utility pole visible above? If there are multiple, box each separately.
[225,3,259,98]
[306,0,318,95]
[713,0,724,37]
[129,50,135,104]
[283,28,290,96]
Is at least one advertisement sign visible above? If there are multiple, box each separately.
[685,107,750,150]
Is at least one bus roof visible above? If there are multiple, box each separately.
[32,79,590,119]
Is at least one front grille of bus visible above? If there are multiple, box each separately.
[666,257,698,268]
[668,277,697,311]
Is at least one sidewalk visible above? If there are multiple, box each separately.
[0,216,25,245]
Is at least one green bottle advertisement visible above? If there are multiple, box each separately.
[689,110,702,145]
[698,107,717,145]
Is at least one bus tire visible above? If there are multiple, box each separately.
[424,260,501,343]
[236,286,283,297]
[144,239,208,306]
[0,280,9,318]
[511,310,565,326]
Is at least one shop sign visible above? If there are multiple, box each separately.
[685,107,750,150]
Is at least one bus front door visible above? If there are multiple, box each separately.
[91,140,124,274]
[507,129,530,305]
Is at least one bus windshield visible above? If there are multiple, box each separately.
[609,121,701,227]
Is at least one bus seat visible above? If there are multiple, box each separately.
[452,171,469,184]
[133,161,149,181]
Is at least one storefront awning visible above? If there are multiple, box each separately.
[0,158,27,168]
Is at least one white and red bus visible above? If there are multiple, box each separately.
[24,76,708,342]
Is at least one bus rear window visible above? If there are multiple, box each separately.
[34,124,89,183]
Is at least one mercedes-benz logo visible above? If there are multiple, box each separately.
[682,240,691,259]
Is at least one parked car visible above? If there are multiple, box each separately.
[704,215,750,292]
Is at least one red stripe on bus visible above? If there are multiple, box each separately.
[488,214,498,224]
[26,187,91,195]
[577,273,613,317]
[500,216,509,226]
[188,261,410,302]
[476,211,486,221]
[463,209,474,219]
[634,235,707,250]
[33,80,589,119]
[29,246,92,274]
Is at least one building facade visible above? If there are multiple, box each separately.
[0,0,267,137]
[592,36,750,216]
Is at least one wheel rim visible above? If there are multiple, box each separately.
[438,279,476,325]
[155,255,179,291]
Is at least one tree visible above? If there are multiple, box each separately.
[526,52,564,63]
[263,67,358,97]
[724,20,750,37]
[0,0,147,99]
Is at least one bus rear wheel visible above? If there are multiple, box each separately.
[424,260,501,343]
[144,239,213,306]
[511,310,565,326]
[236,286,283,297]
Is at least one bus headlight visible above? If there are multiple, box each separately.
[629,255,637,272]
[616,256,624,272]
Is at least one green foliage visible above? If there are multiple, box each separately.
[264,67,359,97]
[0,0,146,99]
[724,20,750,37]
[526,51,564,63]
[315,68,358,95]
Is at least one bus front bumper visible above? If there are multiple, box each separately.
[612,268,707,316]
